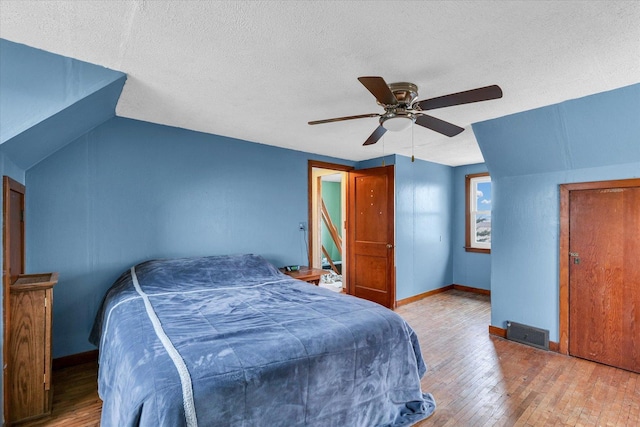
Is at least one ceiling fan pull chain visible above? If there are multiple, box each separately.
[411,122,415,163]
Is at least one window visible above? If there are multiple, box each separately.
[465,173,491,253]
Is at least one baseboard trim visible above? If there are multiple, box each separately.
[396,284,491,307]
[396,285,454,307]
[53,349,98,370]
[488,325,559,352]
[488,325,507,338]
[452,284,491,296]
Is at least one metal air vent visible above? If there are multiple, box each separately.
[506,321,549,351]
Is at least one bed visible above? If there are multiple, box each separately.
[90,254,435,426]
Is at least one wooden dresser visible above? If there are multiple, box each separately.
[8,273,58,425]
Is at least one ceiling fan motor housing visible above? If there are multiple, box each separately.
[381,82,419,107]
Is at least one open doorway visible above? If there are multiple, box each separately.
[308,160,396,308]
[308,161,352,293]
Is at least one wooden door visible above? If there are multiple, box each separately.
[3,175,26,421]
[347,166,395,309]
[568,185,640,373]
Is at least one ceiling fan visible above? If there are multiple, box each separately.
[308,76,503,146]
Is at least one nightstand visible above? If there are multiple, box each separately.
[280,266,326,285]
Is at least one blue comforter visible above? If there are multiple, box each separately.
[90,254,435,426]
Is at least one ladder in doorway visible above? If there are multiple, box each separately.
[321,199,342,274]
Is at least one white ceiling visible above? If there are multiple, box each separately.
[1,1,639,166]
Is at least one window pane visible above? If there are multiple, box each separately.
[466,172,491,252]
[476,181,492,211]
[475,213,491,244]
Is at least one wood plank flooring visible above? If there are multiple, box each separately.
[399,290,640,427]
[19,289,639,426]
[17,359,101,426]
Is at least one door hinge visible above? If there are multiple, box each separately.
[44,296,47,308]
[20,209,24,222]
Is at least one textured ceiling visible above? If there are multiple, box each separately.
[1,1,639,166]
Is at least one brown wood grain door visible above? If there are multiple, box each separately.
[347,166,395,309]
[569,186,640,373]
[3,175,26,422]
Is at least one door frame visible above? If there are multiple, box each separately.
[558,178,640,355]
[3,175,26,422]
[307,160,354,269]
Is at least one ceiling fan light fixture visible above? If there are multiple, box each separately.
[380,114,415,131]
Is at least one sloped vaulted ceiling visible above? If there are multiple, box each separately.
[0,39,126,169]
[473,84,640,178]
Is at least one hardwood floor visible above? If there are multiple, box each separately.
[19,289,639,426]
[18,359,101,426]
[398,290,640,427]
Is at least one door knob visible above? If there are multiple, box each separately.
[386,244,393,249]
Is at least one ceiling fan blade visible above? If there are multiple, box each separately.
[363,126,387,146]
[308,113,380,125]
[417,85,503,111]
[358,76,398,106]
[415,114,465,137]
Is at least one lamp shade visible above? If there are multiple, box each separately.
[381,115,413,131]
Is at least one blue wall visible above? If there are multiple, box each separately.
[394,155,454,300]
[473,84,640,342]
[26,117,355,357]
[25,123,460,357]
[452,163,491,290]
